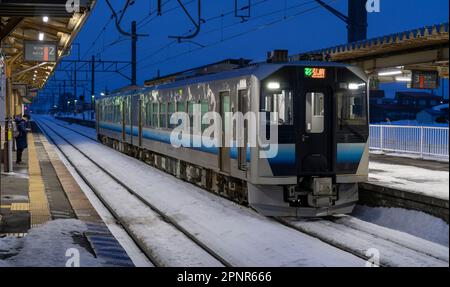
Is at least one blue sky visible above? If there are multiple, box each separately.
[47,0,449,99]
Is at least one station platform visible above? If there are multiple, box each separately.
[0,123,134,267]
[360,153,449,222]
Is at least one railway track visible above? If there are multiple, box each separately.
[277,216,449,267]
[36,118,228,267]
[36,117,449,267]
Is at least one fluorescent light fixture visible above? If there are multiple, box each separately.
[38,32,44,41]
[378,70,402,76]
[100,92,105,96]
[43,16,49,23]
[267,82,280,90]
[395,76,412,82]
[348,83,366,90]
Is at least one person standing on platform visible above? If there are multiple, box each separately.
[15,114,31,164]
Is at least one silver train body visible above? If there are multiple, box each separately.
[96,62,370,217]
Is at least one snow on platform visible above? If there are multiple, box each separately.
[0,219,105,267]
[369,160,449,200]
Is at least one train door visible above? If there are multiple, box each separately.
[131,93,140,146]
[124,95,133,145]
[237,90,248,170]
[121,98,126,142]
[138,95,143,147]
[297,87,332,174]
[220,91,231,173]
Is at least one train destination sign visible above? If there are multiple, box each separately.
[411,70,439,89]
[304,67,326,79]
[24,41,58,62]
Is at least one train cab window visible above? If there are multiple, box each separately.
[337,90,367,127]
[306,92,325,134]
[262,90,293,126]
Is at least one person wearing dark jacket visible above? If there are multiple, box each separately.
[15,114,30,164]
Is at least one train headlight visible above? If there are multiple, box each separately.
[348,83,366,90]
[267,82,281,90]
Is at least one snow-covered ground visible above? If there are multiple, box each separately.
[284,216,448,267]
[0,219,103,267]
[368,161,449,200]
[353,205,449,247]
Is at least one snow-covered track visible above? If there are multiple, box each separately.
[36,119,225,267]
[279,216,449,267]
[35,116,366,267]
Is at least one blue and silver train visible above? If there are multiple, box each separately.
[96,59,369,217]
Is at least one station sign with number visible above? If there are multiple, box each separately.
[411,70,439,89]
[24,41,58,62]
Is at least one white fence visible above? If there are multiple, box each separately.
[369,125,449,160]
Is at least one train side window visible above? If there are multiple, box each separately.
[168,101,176,128]
[151,102,159,128]
[188,101,195,131]
[200,100,209,131]
[160,102,167,128]
[177,101,185,112]
[305,92,325,134]
[145,101,152,127]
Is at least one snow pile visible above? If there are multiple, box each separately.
[0,219,103,267]
[369,161,449,200]
[352,205,449,247]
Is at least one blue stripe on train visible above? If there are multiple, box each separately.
[99,122,365,164]
[337,143,365,163]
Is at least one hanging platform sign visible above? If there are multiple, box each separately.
[23,41,58,62]
[411,70,439,90]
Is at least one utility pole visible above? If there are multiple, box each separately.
[347,0,367,42]
[131,21,137,86]
[315,0,367,43]
[91,55,95,100]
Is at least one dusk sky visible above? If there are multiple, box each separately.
[46,0,449,99]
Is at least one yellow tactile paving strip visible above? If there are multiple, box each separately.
[0,233,27,238]
[28,133,52,227]
[37,133,102,223]
[10,203,30,211]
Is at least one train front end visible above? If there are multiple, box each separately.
[248,63,369,217]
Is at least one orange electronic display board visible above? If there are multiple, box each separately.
[304,67,326,79]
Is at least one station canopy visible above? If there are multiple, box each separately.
[291,23,449,81]
[0,0,97,100]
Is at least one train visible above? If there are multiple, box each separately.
[96,58,369,217]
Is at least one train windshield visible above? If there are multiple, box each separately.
[262,88,294,126]
[337,85,367,127]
